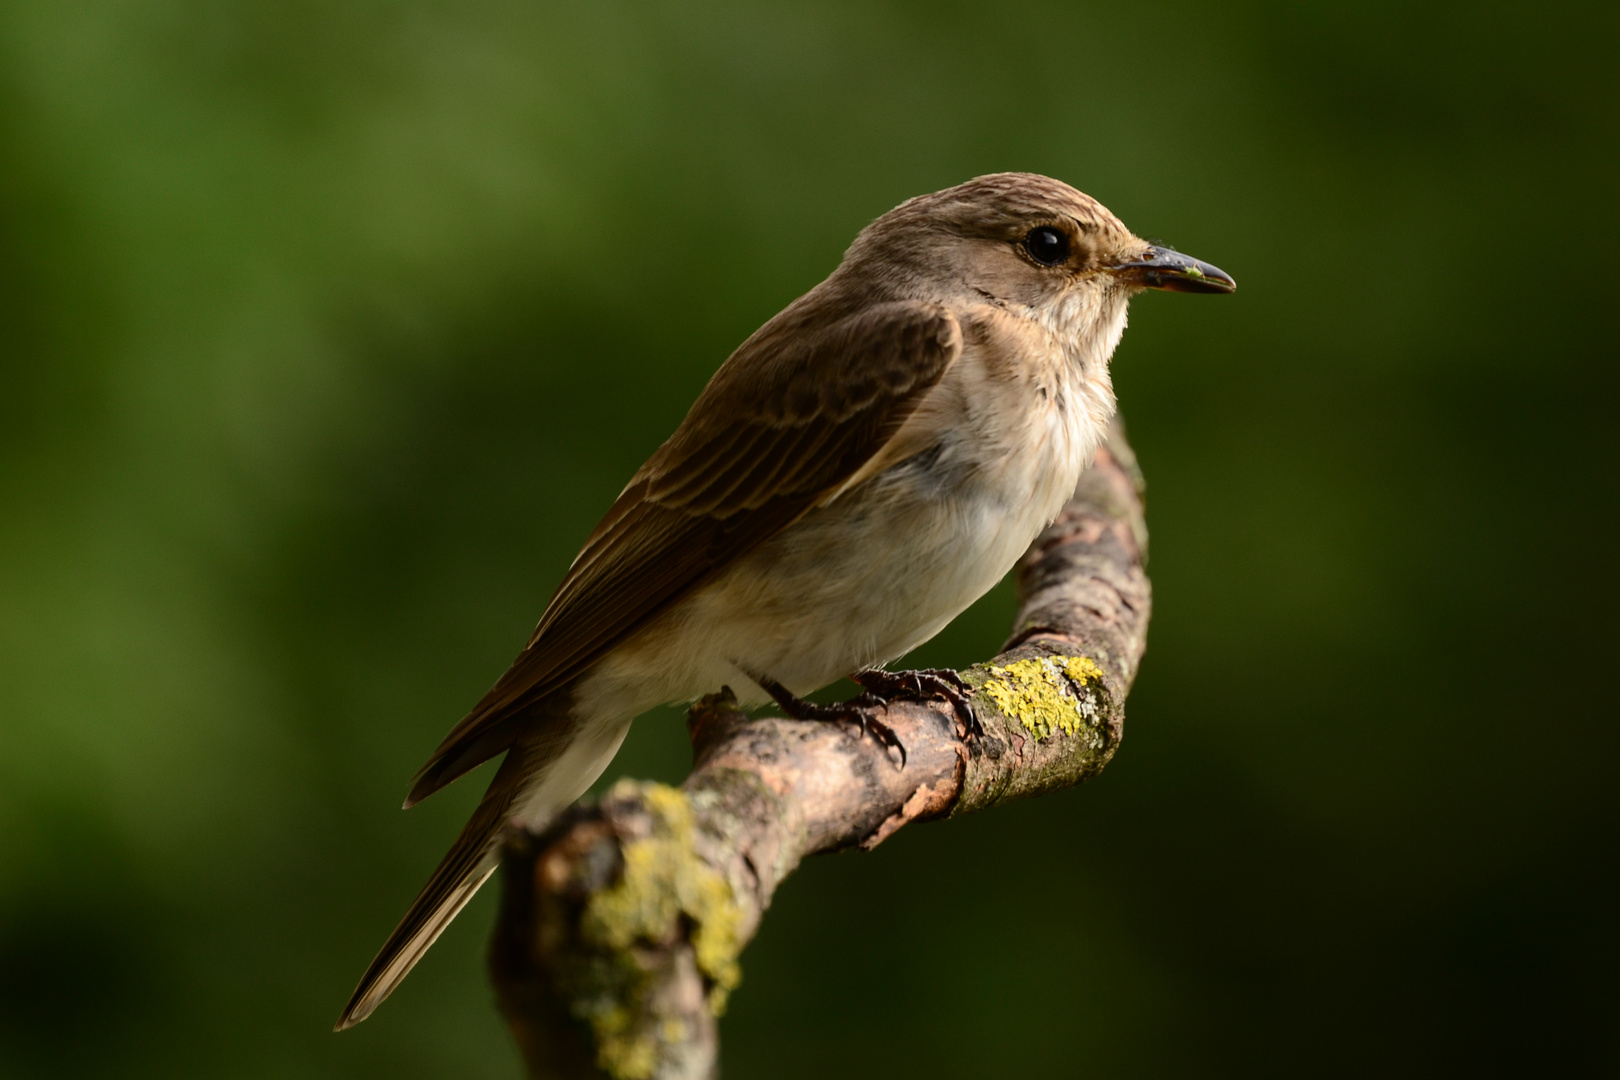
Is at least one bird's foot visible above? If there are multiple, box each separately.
[852,667,983,740]
[755,676,907,768]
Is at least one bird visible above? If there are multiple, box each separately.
[335,172,1233,1029]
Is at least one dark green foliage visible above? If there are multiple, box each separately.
[0,1,1614,1076]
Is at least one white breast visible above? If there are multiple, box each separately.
[573,317,1119,723]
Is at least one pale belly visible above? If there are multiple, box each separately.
[571,417,1098,723]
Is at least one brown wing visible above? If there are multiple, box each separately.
[405,299,962,804]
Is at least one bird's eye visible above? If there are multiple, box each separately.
[1023,226,1070,266]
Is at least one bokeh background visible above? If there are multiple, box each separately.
[2,1,1616,1076]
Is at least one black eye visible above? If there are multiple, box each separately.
[1023,226,1070,266]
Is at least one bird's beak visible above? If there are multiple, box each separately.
[1112,245,1235,294]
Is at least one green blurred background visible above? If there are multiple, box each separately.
[2,1,1615,1076]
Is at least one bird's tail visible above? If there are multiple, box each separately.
[334,709,632,1030]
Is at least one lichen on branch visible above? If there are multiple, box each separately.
[490,421,1152,1080]
[978,654,1106,740]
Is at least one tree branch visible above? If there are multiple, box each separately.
[489,419,1152,1080]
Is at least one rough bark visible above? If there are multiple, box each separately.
[489,420,1152,1080]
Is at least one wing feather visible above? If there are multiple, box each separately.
[407,299,961,804]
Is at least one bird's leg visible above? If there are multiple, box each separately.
[753,675,907,769]
[851,667,983,740]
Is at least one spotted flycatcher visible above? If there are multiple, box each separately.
[336,172,1234,1028]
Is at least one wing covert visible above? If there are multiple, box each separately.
[407,299,961,802]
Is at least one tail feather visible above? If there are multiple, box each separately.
[335,744,526,1031]
[336,709,634,1030]
[336,865,497,1030]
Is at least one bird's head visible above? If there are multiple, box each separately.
[835,172,1233,376]
[841,172,1233,346]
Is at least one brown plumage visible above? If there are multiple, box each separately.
[336,173,1233,1030]
[406,302,962,807]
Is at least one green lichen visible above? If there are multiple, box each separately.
[575,781,743,1078]
[593,1006,654,1080]
[980,656,1105,740]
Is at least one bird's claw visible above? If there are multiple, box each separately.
[843,698,907,768]
[755,678,907,768]
[852,667,983,740]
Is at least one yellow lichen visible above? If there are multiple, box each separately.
[1062,656,1105,686]
[980,655,1105,740]
[596,1023,656,1080]
[577,781,744,1078]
